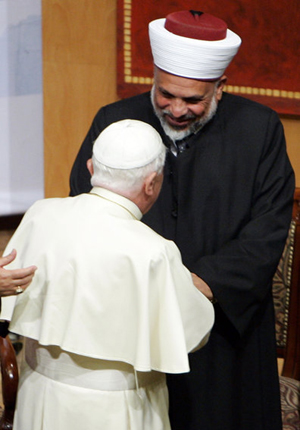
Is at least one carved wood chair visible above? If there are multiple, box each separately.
[0,321,19,430]
[273,188,300,429]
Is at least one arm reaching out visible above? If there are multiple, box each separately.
[0,249,37,297]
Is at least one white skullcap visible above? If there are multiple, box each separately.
[93,119,164,169]
[149,10,242,80]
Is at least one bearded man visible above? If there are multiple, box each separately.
[69,10,295,430]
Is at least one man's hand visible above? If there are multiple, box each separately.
[0,249,37,297]
[191,273,214,301]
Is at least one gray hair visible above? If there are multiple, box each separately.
[91,144,166,194]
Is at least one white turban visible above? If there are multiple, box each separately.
[93,119,164,169]
[149,11,242,80]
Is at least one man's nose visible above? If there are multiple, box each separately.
[169,99,188,118]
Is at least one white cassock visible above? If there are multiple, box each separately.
[1,187,214,430]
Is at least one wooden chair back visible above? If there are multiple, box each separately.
[0,326,19,430]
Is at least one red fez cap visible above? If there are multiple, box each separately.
[165,10,227,41]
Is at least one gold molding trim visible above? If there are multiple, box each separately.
[122,0,300,100]
[225,85,300,100]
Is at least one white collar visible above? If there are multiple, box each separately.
[89,187,143,221]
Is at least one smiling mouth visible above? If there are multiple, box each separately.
[164,114,194,129]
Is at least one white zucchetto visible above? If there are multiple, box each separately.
[93,119,164,169]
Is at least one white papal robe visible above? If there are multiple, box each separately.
[1,187,214,430]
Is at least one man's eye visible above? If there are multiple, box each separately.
[160,92,172,99]
[185,98,203,104]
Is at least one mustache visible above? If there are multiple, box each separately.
[162,110,196,122]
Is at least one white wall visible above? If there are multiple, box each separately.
[0,0,44,215]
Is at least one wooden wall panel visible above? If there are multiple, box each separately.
[43,1,300,196]
[43,0,118,197]
[282,118,300,186]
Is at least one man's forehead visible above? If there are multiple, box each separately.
[154,68,216,97]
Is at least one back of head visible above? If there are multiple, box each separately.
[91,119,166,194]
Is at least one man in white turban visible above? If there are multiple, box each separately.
[69,10,295,430]
[1,119,214,430]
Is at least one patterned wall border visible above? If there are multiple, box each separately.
[119,0,300,114]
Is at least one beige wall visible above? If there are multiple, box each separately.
[43,0,118,197]
[282,117,300,185]
[43,1,300,198]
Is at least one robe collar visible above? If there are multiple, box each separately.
[89,187,143,221]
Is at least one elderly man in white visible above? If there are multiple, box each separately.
[1,119,214,430]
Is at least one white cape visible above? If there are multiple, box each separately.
[1,188,214,374]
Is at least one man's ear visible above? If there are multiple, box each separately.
[216,75,227,101]
[144,172,158,196]
[87,158,94,177]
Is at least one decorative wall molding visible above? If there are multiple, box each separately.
[117,0,300,115]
